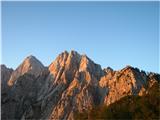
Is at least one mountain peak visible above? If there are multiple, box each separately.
[124,65,133,69]
[20,55,45,70]
[2,51,160,120]
[49,50,81,75]
[1,64,8,70]
[63,50,69,55]
[104,67,113,73]
[25,55,37,60]
[70,50,77,54]
[24,55,39,62]
[8,55,45,86]
[67,50,81,62]
[0,64,13,73]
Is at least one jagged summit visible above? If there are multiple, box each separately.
[70,50,79,54]
[49,50,102,76]
[104,67,113,73]
[48,50,80,70]
[1,50,160,120]
[121,65,134,70]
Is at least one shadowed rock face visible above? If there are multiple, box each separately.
[1,51,160,120]
[1,65,13,103]
[1,65,13,91]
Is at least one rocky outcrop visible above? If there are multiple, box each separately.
[99,66,148,105]
[1,65,13,83]
[1,65,13,92]
[1,50,160,120]
[1,65,13,110]
[49,51,103,120]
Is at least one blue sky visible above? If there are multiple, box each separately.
[2,1,159,73]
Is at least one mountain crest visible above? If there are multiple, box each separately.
[8,55,45,86]
[1,51,160,120]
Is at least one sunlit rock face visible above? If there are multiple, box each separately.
[1,51,160,120]
[99,66,160,106]
[49,51,103,120]
[99,66,148,105]
[7,55,45,86]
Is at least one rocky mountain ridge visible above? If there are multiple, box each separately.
[1,50,160,120]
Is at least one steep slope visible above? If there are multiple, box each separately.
[1,56,48,120]
[1,50,160,120]
[1,71,50,120]
[8,55,45,86]
[1,65,13,104]
[49,51,104,119]
[75,77,160,119]
[1,64,13,83]
[34,50,103,119]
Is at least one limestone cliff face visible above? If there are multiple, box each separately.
[99,66,149,106]
[49,51,103,120]
[1,51,160,120]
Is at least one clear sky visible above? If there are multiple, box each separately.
[2,1,159,73]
